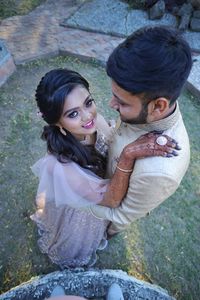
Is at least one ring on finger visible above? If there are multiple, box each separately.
[156,136,168,146]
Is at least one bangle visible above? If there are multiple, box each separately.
[116,165,133,173]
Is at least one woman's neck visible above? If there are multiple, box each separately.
[79,132,97,145]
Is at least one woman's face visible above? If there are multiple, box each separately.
[58,85,97,141]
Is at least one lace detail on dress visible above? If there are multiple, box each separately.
[95,133,109,158]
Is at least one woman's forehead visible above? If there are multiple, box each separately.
[63,86,90,110]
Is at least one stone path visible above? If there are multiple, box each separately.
[64,0,177,38]
[0,0,199,97]
[63,0,200,53]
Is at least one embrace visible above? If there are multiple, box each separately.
[31,26,192,268]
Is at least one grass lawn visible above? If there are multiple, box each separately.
[0,0,45,19]
[0,55,200,300]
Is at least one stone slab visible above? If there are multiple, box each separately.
[0,0,78,65]
[63,0,177,37]
[187,55,200,98]
[58,27,124,66]
[183,31,200,53]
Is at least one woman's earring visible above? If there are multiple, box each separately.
[59,127,67,136]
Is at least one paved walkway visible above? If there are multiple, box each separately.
[0,0,199,97]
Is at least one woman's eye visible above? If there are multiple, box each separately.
[68,111,78,118]
[86,98,94,107]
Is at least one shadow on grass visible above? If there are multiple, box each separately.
[0,55,199,300]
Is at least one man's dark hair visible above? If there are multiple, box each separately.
[106,26,193,105]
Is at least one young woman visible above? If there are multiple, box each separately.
[31,68,179,269]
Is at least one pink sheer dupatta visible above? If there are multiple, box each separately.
[31,154,109,209]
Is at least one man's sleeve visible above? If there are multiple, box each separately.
[89,173,178,233]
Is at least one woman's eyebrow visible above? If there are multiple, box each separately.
[84,94,92,103]
[63,95,92,116]
[63,107,79,116]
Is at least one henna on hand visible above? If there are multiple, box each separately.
[122,132,181,160]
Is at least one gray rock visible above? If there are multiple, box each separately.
[187,54,200,98]
[177,3,193,16]
[190,17,200,30]
[179,14,191,30]
[193,10,200,18]
[0,269,176,300]
[190,0,200,9]
[145,0,157,9]
[170,6,180,15]
[149,0,165,20]
[183,30,200,52]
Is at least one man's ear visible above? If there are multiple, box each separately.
[147,97,170,122]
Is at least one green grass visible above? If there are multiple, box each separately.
[0,55,200,300]
[0,0,45,19]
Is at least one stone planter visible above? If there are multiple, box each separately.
[0,269,175,300]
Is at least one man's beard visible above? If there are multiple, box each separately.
[120,102,149,124]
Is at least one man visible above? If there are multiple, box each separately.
[89,26,192,235]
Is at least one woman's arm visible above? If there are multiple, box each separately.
[99,132,180,208]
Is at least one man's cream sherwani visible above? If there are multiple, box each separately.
[90,103,190,234]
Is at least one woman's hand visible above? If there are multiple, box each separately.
[122,132,181,160]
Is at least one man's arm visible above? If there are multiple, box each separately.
[90,172,178,234]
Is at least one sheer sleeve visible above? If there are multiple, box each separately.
[31,155,109,209]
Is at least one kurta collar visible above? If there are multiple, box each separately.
[121,102,180,132]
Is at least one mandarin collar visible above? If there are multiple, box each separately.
[121,102,180,132]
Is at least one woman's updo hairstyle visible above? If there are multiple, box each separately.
[35,68,89,124]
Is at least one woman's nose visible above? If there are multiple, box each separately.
[82,111,91,121]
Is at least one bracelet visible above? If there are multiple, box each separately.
[116,165,133,173]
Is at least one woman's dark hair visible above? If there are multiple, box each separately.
[106,26,193,105]
[35,68,106,177]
